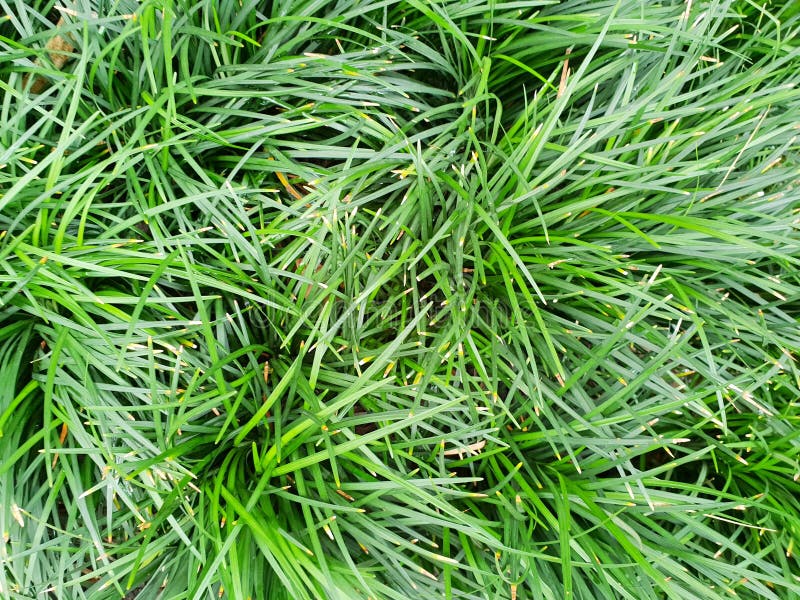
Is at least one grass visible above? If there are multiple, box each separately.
[1,0,799,598]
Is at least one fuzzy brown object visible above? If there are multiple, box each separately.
[24,18,75,93]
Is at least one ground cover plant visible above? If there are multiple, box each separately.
[1,0,799,598]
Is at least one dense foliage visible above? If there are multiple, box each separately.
[1,1,799,598]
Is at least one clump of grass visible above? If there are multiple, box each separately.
[1,1,799,598]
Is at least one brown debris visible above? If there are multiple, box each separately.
[24,18,75,93]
